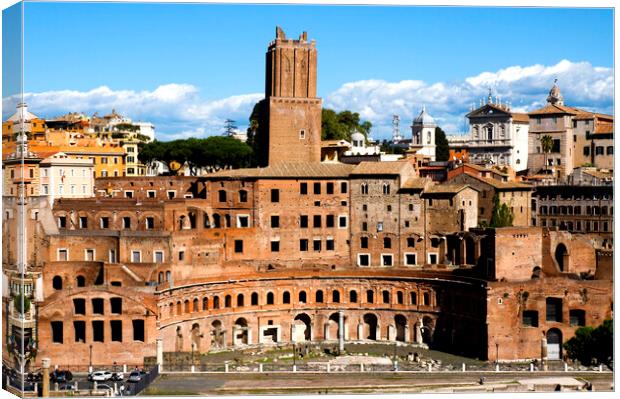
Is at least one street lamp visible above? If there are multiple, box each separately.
[89,344,93,369]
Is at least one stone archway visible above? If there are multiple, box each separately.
[233,318,249,346]
[191,323,202,352]
[422,316,434,345]
[293,313,312,342]
[555,243,569,272]
[362,313,378,340]
[395,314,407,342]
[210,320,225,349]
[547,328,562,360]
[327,313,340,341]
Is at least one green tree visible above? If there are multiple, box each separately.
[564,319,613,369]
[321,108,372,141]
[246,99,267,166]
[540,134,553,174]
[435,126,450,162]
[489,193,514,227]
[14,294,30,314]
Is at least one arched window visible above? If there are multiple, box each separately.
[410,292,417,305]
[213,296,220,309]
[169,302,174,317]
[202,297,208,311]
[332,290,340,303]
[237,294,244,307]
[76,275,86,287]
[166,271,171,281]
[266,292,274,305]
[299,291,307,303]
[251,292,259,306]
[176,301,182,314]
[184,300,190,313]
[158,272,163,283]
[361,183,368,195]
[193,298,198,312]
[366,290,374,303]
[397,291,404,305]
[282,291,291,304]
[382,290,390,304]
[315,290,324,303]
[382,183,390,195]
[53,276,63,290]
[349,290,358,303]
[225,295,232,308]
[423,292,431,306]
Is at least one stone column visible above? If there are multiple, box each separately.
[338,311,345,352]
[156,338,163,371]
[41,358,50,398]
[324,323,330,341]
[415,319,423,344]
[357,323,364,341]
[404,325,410,343]
[247,327,253,345]
[541,335,548,371]
[388,325,396,341]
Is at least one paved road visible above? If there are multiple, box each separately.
[146,371,613,395]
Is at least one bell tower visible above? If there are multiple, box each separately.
[264,26,322,165]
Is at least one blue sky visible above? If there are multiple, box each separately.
[2,2,614,139]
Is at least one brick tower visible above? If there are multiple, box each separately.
[264,27,322,165]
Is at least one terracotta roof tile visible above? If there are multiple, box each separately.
[209,162,355,179]
[528,104,580,116]
[350,161,412,175]
[424,183,474,194]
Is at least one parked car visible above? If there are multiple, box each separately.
[88,371,112,382]
[111,371,124,381]
[50,370,73,383]
[127,371,143,383]
[93,383,116,394]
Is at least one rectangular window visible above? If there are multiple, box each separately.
[313,239,322,252]
[358,254,370,267]
[326,182,334,194]
[234,240,244,253]
[58,216,67,228]
[237,215,249,228]
[362,222,368,231]
[546,297,563,322]
[92,320,104,342]
[313,215,322,228]
[340,182,348,194]
[146,217,155,229]
[270,189,280,202]
[43,184,49,194]
[595,146,604,155]
[92,298,104,315]
[300,215,308,228]
[270,240,280,252]
[154,251,164,263]
[131,251,141,263]
[313,182,321,195]
[382,254,393,266]
[109,249,117,263]
[179,251,185,261]
[522,310,539,327]
[147,190,156,198]
[122,216,131,229]
[132,320,145,342]
[360,236,368,248]
[300,182,308,195]
[124,191,133,198]
[58,249,68,261]
[74,321,86,343]
[405,253,417,266]
[583,146,590,156]
[326,238,335,251]
[110,297,123,314]
[326,214,335,228]
[110,320,122,342]
[100,217,109,229]
[569,310,586,326]
[73,298,86,315]
[299,239,308,251]
[85,249,95,261]
[51,321,63,343]
[271,215,280,228]
[339,216,347,228]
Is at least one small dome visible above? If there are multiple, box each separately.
[413,106,436,126]
[351,131,365,142]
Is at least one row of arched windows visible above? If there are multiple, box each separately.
[164,288,434,318]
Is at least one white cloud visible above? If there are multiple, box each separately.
[325,59,613,139]
[3,59,612,141]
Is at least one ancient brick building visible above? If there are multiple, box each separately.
[2,27,613,371]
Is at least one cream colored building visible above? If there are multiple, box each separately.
[39,152,95,207]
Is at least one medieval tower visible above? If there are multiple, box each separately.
[264,26,322,165]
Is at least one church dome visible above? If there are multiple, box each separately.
[413,106,436,126]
